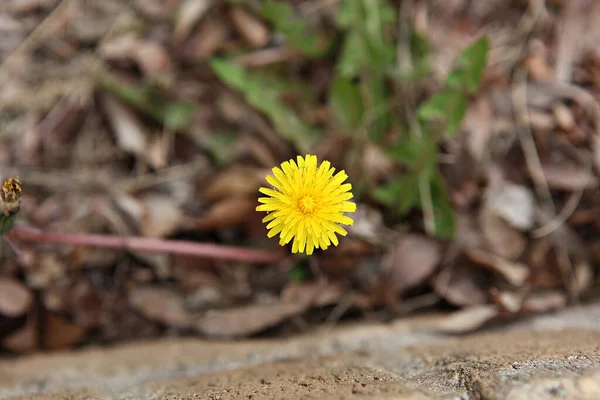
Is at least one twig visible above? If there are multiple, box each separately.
[9,225,286,264]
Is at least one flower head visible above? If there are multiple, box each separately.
[0,177,21,235]
[256,155,356,255]
[0,177,21,217]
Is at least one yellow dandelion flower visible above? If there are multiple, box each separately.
[256,154,356,255]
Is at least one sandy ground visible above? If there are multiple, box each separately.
[1,303,599,399]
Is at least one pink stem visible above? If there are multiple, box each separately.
[9,226,285,264]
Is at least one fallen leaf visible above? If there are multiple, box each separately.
[43,313,88,351]
[129,286,198,328]
[183,20,229,61]
[0,278,33,317]
[229,7,270,48]
[139,193,184,238]
[569,260,593,296]
[196,302,304,338]
[100,33,174,78]
[347,204,388,245]
[454,213,485,251]
[553,103,575,130]
[467,249,530,287]
[193,197,256,231]
[173,0,215,43]
[2,311,39,353]
[203,167,264,202]
[479,205,526,259]
[540,163,597,190]
[484,181,535,230]
[280,280,344,308]
[436,304,499,334]
[521,290,567,314]
[490,289,524,313]
[380,234,443,294]
[461,96,493,161]
[134,0,178,19]
[433,265,489,306]
[101,94,148,162]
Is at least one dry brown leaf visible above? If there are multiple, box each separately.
[361,142,396,186]
[129,286,198,328]
[196,302,304,338]
[541,163,597,190]
[134,0,179,19]
[173,0,214,43]
[101,94,148,161]
[2,312,39,353]
[479,205,526,260]
[461,96,493,162]
[229,7,269,48]
[570,260,593,296]
[0,278,33,317]
[204,167,264,202]
[347,204,387,245]
[553,103,575,130]
[183,20,228,61]
[467,249,530,287]
[433,265,489,306]
[435,304,499,334]
[100,33,173,79]
[484,181,535,231]
[490,289,524,313]
[454,213,485,251]
[280,280,344,309]
[381,234,443,294]
[43,313,88,351]
[194,197,256,231]
[521,290,567,314]
[139,193,184,238]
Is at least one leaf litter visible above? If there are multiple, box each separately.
[0,0,599,352]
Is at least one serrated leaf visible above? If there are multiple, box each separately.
[329,74,363,132]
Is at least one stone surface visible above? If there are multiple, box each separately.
[0,303,599,399]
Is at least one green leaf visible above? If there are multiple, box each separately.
[429,172,456,240]
[98,74,196,131]
[418,89,468,136]
[337,32,363,78]
[410,30,430,60]
[329,74,364,132]
[289,264,311,282]
[363,72,391,142]
[458,36,489,93]
[261,2,330,57]
[447,92,468,136]
[373,175,419,212]
[164,103,196,131]
[385,136,428,167]
[210,58,320,152]
[203,130,239,166]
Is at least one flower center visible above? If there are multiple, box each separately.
[298,195,317,214]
